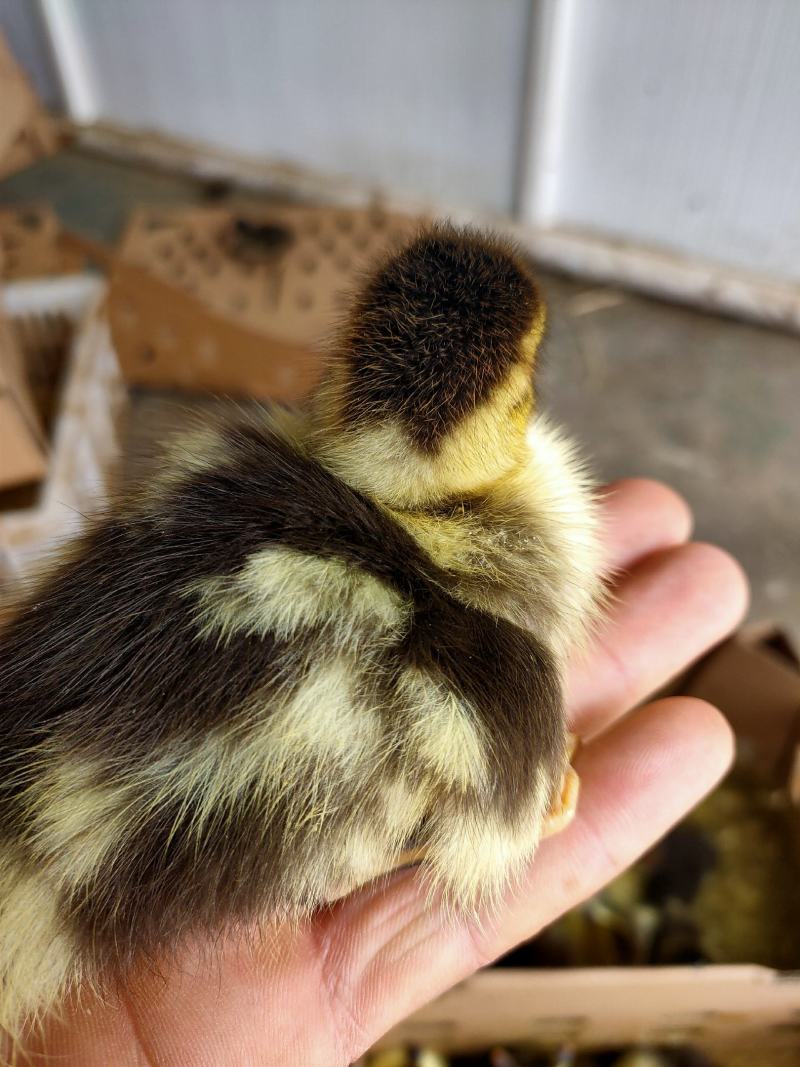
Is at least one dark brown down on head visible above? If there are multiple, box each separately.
[340,225,543,451]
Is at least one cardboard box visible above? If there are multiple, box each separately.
[377,966,800,1054]
[0,32,57,180]
[0,205,87,281]
[0,203,95,495]
[0,277,125,581]
[373,631,800,1057]
[108,202,422,399]
[0,299,48,490]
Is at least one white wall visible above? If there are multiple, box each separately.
[0,0,62,107]
[5,0,800,295]
[65,0,531,215]
[523,0,800,284]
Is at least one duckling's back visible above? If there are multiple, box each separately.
[0,225,602,1039]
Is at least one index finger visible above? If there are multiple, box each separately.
[598,478,693,574]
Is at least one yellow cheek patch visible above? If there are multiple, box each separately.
[520,305,547,365]
[314,363,534,508]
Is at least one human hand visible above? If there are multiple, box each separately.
[21,479,747,1067]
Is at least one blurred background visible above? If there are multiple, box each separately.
[1,3,800,1063]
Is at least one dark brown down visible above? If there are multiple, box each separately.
[0,420,561,970]
[340,225,542,450]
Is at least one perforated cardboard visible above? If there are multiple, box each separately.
[0,205,87,281]
[108,203,423,399]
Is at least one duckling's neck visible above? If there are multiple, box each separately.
[310,422,524,511]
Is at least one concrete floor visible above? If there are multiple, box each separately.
[2,149,798,636]
[539,276,800,637]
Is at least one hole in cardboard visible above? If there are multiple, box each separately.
[0,480,43,513]
[19,210,42,231]
[222,218,295,265]
[202,178,233,201]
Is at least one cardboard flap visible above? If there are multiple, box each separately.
[0,33,36,163]
[0,205,87,280]
[683,630,800,784]
[378,966,800,1053]
[0,305,48,490]
[0,33,58,181]
[109,202,423,398]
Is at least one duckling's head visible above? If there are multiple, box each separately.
[313,224,546,508]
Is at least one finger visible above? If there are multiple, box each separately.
[598,478,692,574]
[568,542,749,737]
[342,697,733,1059]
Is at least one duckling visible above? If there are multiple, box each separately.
[0,225,602,1036]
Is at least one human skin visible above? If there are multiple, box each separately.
[17,478,748,1067]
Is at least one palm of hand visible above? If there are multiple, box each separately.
[21,480,746,1067]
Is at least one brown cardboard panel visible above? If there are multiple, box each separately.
[0,306,46,447]
[9,307,74,433]
[0,205,87,281]
[109,203,423,398]
[0,34,57,180]
[0,399,47,488]
[0,278,123,581]
[109,261,321,401]
[0,305,47,490]
[683,631,800,783]
[0,32,36,162]
[377,967,800,1053]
